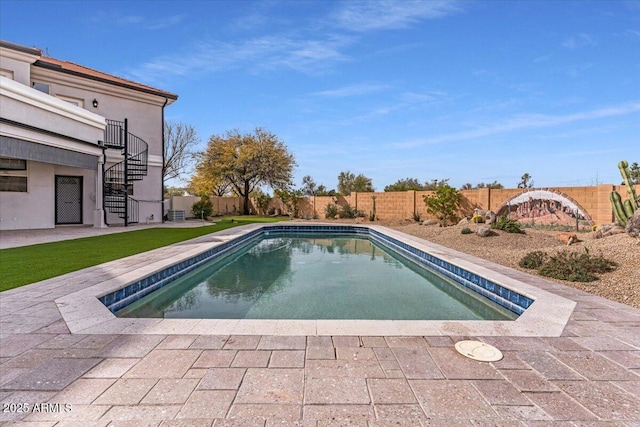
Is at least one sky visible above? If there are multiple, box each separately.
[1,0,639,191]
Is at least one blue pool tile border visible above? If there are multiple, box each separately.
[99,224,533,316]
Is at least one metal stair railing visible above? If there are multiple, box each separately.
[102,118,149,226]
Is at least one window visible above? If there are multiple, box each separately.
[0,69,14,79]
[0,158,27,192]
[56,95,84,108]
[32,81,49,94]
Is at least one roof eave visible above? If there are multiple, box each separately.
[33,59,178,101]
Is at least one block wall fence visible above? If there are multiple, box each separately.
[171,184,640,226]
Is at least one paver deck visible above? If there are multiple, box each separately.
[1,225,639,426]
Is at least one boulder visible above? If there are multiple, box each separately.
[484,211,497,224]
[458,217,470,225]
[476,226,495,237]
[557,232,580,245]
[473,208,497,224]
[625,210,640,238]
[422,219,438,226]
[594,223,627,239]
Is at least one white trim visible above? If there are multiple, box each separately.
[1,76,105,129]
[56,94,84,108]
[0,46,40,64]
[31,67,176,107]
[148,154,163,167]
[0,69,14,79]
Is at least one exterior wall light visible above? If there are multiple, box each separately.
[92,99,99,108]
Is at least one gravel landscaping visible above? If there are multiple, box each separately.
[389,221,640,309]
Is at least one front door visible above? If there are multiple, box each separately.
[55,175,83,224]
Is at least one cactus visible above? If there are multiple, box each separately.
[369,195,377,221]
[610,160,638,226]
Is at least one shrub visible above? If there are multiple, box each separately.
[461,227,472,234]
[413,212,422,222]
[192,200,213,218]
[492,215,525,234]
[519,251,547,269]
[338,203,358,219]
[255,193,272,215]
[324,204,339,219]
[535,249,617,282]
[423,184,462,226]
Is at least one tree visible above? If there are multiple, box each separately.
[473,181,504,189]
[424,178,450,190]
[517,173,534,189]
[384,178,424,192]
[164,186,187,197]
[423,184,462,226]
[194,128,295,215]
[188,161,232,197]
[301,175,318,196]
[338,171,373,195]
[163,121,199,183]
[460,183,473,190]
[316,185,330,196]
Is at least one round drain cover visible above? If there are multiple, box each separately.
[454,340,503,362]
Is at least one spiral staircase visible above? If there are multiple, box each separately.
[103,119,148,226]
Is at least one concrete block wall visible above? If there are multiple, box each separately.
[173,184,639,225]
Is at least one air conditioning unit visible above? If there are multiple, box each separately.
[167,210,186,221]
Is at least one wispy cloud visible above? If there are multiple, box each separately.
[624,29,640,40]
[400,90,449,104]
[125,34,354,84]
[390,102,640,148]
[562,33,595,49]
[330,0,462,32]
[311,83,392,97]
[144,15,185,30]
[89,11,184,30]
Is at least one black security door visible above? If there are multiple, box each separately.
[55,176,83,224]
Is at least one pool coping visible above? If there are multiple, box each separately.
[54,223,576,336]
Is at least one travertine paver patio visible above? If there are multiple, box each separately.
[1,227,639,426]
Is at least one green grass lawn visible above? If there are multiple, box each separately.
[0,216,285,292]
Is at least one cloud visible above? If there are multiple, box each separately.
[330,0,462,32]
[89,11,184,30]
[143,15,185,30]
[562,33,595,49]
[311,83,392,97]
[390,101,640,148]
[624,29,640,40]
[125,34,354,84]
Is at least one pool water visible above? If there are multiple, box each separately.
[116,233,517,320]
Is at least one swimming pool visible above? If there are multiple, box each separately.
[57,223,576,336]
[115,232,517,321]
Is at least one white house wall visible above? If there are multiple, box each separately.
[30,70,168,224]
[0,161,97,230]
[0,161,54,229]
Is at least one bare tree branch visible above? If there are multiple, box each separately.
[163,121,199,183]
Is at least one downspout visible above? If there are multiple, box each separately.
[101,145,108,226]
[161,96,168,223]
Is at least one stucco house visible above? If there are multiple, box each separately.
[0,39,177,230]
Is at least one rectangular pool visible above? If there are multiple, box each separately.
[115,231,517,321]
